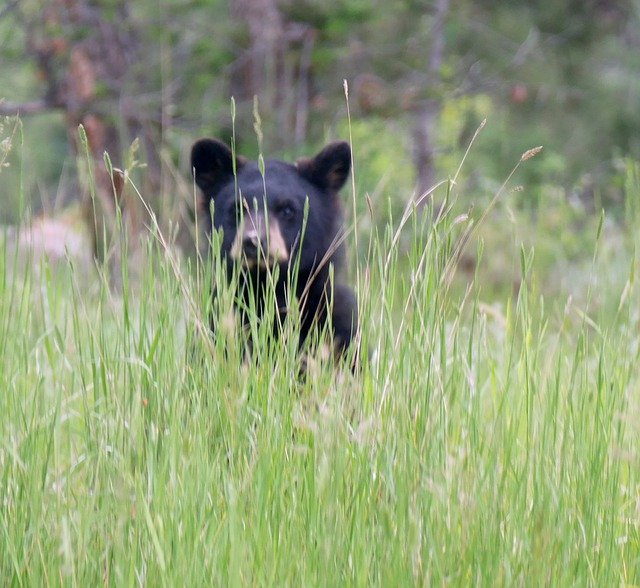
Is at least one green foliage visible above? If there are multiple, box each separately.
[281,0,372,31]
[2,0,640,222]
[451,1,640,199]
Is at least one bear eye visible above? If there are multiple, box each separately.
[278,202,295,220]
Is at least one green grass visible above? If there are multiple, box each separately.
[1,136,640,585]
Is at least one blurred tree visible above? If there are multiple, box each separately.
[2,0,640,233]
[228,0,318,148]
[0,0,163,265]
[412,0,450,203]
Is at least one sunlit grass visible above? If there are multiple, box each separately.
[1,126,639,584]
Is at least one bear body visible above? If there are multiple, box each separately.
[191,138,358,358]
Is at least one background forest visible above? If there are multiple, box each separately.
[2,0,640,302]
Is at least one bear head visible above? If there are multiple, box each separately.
[191,138,351,276]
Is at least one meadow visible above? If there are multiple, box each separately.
[1,127,639,586]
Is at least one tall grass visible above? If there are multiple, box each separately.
[1,124,639,585]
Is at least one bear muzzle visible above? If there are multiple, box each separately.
[230,214,289,268]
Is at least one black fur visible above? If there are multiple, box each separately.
[191,138,359,360]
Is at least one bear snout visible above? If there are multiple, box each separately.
[230,214,289,267]
[241,227,261,258]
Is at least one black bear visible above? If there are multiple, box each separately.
[191,137,359,361]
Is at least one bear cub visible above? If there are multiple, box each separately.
[191,137,359,361]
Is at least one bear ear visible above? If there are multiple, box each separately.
[191,138,246,195]
[297,141,351,193]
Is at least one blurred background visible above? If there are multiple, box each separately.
[1,0,640,301]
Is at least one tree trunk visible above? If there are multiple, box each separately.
[413,0,450,205]
[4,0,165,278]
[229,0,315,148]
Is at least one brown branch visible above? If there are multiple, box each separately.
[0,99,62,116]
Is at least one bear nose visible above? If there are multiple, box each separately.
[242,233,260,257]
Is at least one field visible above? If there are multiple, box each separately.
[1,136,640,585]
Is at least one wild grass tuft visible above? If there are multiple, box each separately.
[0,119,639,585]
